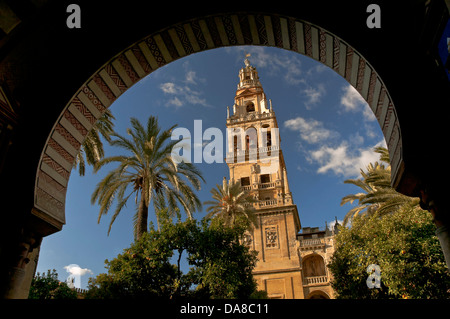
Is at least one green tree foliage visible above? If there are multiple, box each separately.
[73,109,115,176]
[204,178,258,230]
[91,116,204,239]
[29,269,78,299]
[85,212,259,299]
[341,146,419,226]
[329,207,450,298]
[189,219,258,298]
[331,147,450,298]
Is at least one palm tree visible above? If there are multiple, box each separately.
[341,146,419,226]
[73,109,115,176]
[91,116,204,240]
[204,177,258,230]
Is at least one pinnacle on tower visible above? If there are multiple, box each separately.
[244,53,251,67]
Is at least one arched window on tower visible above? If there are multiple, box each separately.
[302,254,326,279]
[245,128,257,151]
[246,103,255,113]
[266,131,272,147]
[262,124,272,147]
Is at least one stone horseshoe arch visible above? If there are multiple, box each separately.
[33,12,403,231]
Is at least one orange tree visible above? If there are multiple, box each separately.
[85,211,259,299]
[328,206,450,299]
[29,269,78,299]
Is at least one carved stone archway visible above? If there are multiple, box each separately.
[302,253,327,278]
[33,13,403,230]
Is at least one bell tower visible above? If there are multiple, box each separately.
[225,57,304,299]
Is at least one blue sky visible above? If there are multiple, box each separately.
[438,19,450,80]
[36,46,386,289]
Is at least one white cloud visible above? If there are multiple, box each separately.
[306,64,328,76]
[160,82,178,94]
[362,104,376,121]
[303,84,325,109]
[304,87,321,103]
[349,132,364,146]
[186,94,207,106]
[284,116,338,144]
[328,218,344,230]
[340,85,376,122]
[167,97,183,108]
[284,110,386,179]
[363,122,379,139]
[159,69,209,108]
[340,85,364,111]
[64,264,93,277]
[309,139,387,178]
[229,46,304,85]
[64,264,93,289]
[184,70,197,85]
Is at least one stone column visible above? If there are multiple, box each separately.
[419,186,450,269]
[2,231,41,299]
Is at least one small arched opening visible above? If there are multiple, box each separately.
[306,290,330,299]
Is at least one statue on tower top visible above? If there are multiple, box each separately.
[244,53,251,67]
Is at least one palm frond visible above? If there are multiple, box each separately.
[341,146,419,226]
[203,179,258,230]
[73,109,116,176]
[92,115,204,239]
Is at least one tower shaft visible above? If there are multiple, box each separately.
[225,58,303,299]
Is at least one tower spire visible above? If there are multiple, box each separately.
[244,53,251,67]
[225,56,303,298]
[223,59,336,300]
[237,54,261,90]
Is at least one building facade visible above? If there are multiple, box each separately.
[225,57,337,299]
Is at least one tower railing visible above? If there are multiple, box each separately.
[299,238,326,247]
[227,110,275,124]
[225,145,280,163]
[256,199,277,207]
[258,182,276,189]
[298,238,327,252]
[242,199,278,208]
[304,275,328,286]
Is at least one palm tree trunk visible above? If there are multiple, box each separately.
[136,191,149,241]
[176,249,183,296]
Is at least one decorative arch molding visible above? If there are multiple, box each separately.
[301,251,326,261]
[33,12,403,230]
[306,290,330,299]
